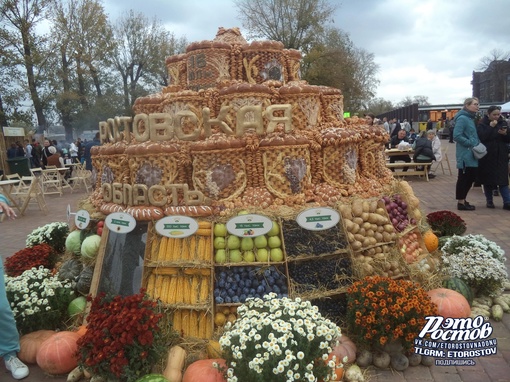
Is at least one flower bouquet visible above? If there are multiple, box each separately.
[346,276,437,352]
[219,293,342,382]
[77,292,165,382]
[5,266,76,334]
[440,234,507,296]
[26,221,69,253]
[4,243,57,277]
[426,210,466,237]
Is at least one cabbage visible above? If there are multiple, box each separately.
[68,296,87,317]
[65,230,82,254]
[81,234,102,259]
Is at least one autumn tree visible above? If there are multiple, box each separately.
[0,0,53,132]
[112,10,186,115]
[235,0,336,54]
[396,95,430,107]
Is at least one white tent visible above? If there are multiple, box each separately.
[501,101,510,113]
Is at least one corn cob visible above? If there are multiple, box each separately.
[180,238,189,261]
[188,310,198,337]
[167,274,178,304]
[196,236,205,262]
[145,273,156,297]
[198,311,207,338]
[195,228,212,236]
[171,238,181,261]
[150,236,159,261]
[205,313,213,339]
[158,237,168,262]
[183,276,191,304]
[188,235,197,261]
[181,310,190,337]
[198,276,209,304]
[202,237,212,262]
[154,276,164,300]
[176,275,185,304]
[160,276,170,304]
[190,276,200,304]
[173,309,182,334]
[198,221,212,229]
[165,237,175,261]
[153,267,179,276]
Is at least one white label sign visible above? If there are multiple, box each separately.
[105,212,136,234]
[74,209,90,229]
[155,216,198,238]
[296,207,340,231]
[226,214,272,237]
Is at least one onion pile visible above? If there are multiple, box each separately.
[381,194,416,232]
[398,230,423,264]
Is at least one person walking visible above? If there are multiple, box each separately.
[476,105,510,209]
[453,97,480,211]
[83,132,101,171]
[0,195,30,380]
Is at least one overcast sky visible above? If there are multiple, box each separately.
[103,0,509,107]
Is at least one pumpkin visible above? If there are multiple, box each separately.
[163,345,186,382]
[182,359,227,382]
[427,288,471,318]
[206,340,223,358]
[326,354,344,381]
[135,374,168,382]
[58,258,83,281]
[18,330,56,364]
[330,334,357,363]
[423,230,439,252]
[36,331,80,375]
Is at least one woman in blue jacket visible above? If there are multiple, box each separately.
[453,97,480,211]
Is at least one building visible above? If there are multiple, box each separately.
[472,59,510,104]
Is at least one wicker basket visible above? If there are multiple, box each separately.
[191,147,247,201]
[165,53,187,88]
[241,41,287,84]
[260,144,311,199]
[320,90,344,127]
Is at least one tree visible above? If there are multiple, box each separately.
[0,0,53,132]
[364,97,394,116]
[235,0,336,55]
[302,27,379,112]
[396,95,429,107]
[476,49,510,71]
[112,10,185,115]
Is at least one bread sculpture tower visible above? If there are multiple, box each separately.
[88,27,393,220]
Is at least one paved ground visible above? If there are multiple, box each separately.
[2,141,510,381]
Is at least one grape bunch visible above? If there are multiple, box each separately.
[214,265,288,304]
[282,219,348,258]
[288,257,352,293]
[310,294,348,326]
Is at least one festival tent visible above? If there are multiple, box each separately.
[501,101,510,112]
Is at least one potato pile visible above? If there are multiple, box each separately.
[340,198,397,252]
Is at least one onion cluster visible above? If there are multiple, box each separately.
[381,194,416,232]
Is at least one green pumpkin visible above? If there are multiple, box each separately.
[76,266,94,296]
[135,374,168,382]
[58,258,83,281]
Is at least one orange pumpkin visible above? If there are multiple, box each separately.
[18,330,56,364]
[36,331,81,375]
[427,288,471,318]
[320,354,344,382]
[330,334,357,363]
[75,325,87,337]
[423,230,439,252]
[182,359,227,382]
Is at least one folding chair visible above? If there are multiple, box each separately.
[17,176,48,215]
[40,168,63,196]
[431,145,453,175]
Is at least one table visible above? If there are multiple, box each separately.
[0,179,22,213]
[385,148,414,157]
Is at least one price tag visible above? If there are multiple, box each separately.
[226,214,272,237]
[296,207,340,231]
[74,209,90,229]
[105,212,136,234]
[155,216,198,238]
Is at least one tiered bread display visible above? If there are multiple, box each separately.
[88,27,393,219]
[85,28,435,340]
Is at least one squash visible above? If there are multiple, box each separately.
[427,288,471,318]
[18,330,56,364]
[76,266,94,295]
[206,340,223,358]
[58,258,83,281]
[75,325,87,338]
[163,345,186,382]
[36,331,80,375]
[330,334,357,363]
[423,230,439,252]
[182,359,227,382]
[325,354,344,381]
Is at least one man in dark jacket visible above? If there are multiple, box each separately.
[413,130,436,178]
[389,129,411,171]
[83,132,101,171]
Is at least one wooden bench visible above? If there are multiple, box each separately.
[386,162,432,181]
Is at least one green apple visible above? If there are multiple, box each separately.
[243,250,256,262]
[267,221,280,236]
[237,210,249,215]
[214,223,227,237]
[214,237,226,249]
[226,235,241,250]
[270,248,284,262]
[241,237,254,251]
[268,236,281,249]
[229,249,242,262]
[254,235,268,249]
[255,248,269,262]
[214,249,227,263]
